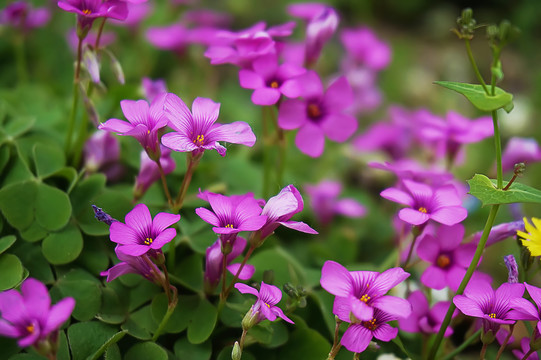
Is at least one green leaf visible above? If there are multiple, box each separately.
[13,242,54,284]
[76,189,131,236]
[42,224,83,265]
[216,346,255,360]
[19,222,48,242]
[104,344,121,360]
[187,298,217,344]
[467,174,541,206]
[250,247,306,285]
[151,294,199,334]
[174,338,212,360]
[124,342,168,360]
[277,326,329,358]
[33,143,65,179]
[70,173,106,217]
[57,330,71,360]
[57,275,102,321]
[172,254,203,292]
[9,355,47,360]
[0,235,16,255]
[87,330,127,360]
[96,287,128,325]
[3,116,35,138]
[434,81,513,113]
[0,253,24,291]
[67,321,118,360]
[0,145,10,173]
[0,180,38,230]
[0,336,20,359]
[36,183,72,231]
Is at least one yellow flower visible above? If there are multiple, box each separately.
[517,217,541,256]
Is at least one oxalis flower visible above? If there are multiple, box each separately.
[0,278,75,349]
[380,179,467,226]
[109,203,180,256]
[320,260,411,322]
[161,94,256,156]
[517,217,541,256]
[510,283,541,336]
[235,282,294,324]
[57,0,128,34]
[399,290,456,337]
[101,245,164,285]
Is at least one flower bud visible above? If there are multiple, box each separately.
[504,255,519,283]
[241,307,259,330]
[231,341,242,360]
[481,329,495,345]
[514,162,526,177]
[92,205,117,226]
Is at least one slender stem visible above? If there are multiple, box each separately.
[495,325,514,360]
[522,350,535,360]
[428,205,500,360]
[65,36,84,155]
[239,328,248,350]
[160,263,172,305]
[442,329,482,360]
[403,231,420,269]
[270,105,286,188]
[220,252,228,300]
[156,159,174,208]
[262,107,272,198]
[326,318,344,360]
[14,33,28,83]
[353,353,360,360]
[503,174,518,191]
[152,286,178,341]
[492,110,503,189]
[480,342,488,360]
[490,48,501,96]
[222,244,256,301]
[173,153,199,212]
[94,18,107,49]
[464,39,489,94]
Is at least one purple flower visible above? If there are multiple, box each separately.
[501,137,541,173]
[399,290,455,337]
[161,94,256,156]
[417,224,476,291]
[259,185,317,239]
[278,71,357,157]
[110,1,152,28]
[453,278,524,333]
[57,0,128,33]
[0,278,75,348]
[504,255,519,283]
[380,179,467,226]
[235,282,294,324]
[101,245,164,284]
[339,308,400,353]
[471,220,525,247]
[368,159,453,186]
[288,3,339,66]
[84,130,123,181]
[195,192,267,244]
[510,283,541,335]
[320,260,411,321]
[109,203,180,256]
[204,237,255,293]
[513,337,540,360]
[134,147,176,200]
[238,54,305,105]
[141,77,167,103]
[99,94,168,159]
[340,27,391,70]
[0,1,50,31]
[304,180,366,226]
[67,28,117,52]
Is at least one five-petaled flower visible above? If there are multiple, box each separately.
[0,278,75,348]
[57,0,128,34]
[109,203,180,256]
[235,281,294,324]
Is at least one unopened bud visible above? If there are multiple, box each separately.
[514,162,526,176]
[241,308,259,330]
[92,205,116,226]
[221,241,233,256]
[481,329,495,345]
[283,283,297,298]
[83,46,100,84]
[231,341,242,360]
[461,8,473,24]
[504,255,519,283]
[487,25,499,40]
[366,341,380,352]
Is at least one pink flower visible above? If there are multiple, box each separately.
[134,147,176,200]
[380,179,467,226]
[235,282,294,324]
[278,71,357,157]
[0,1,50,31]
[84,130,123,181]
[399,290,455,337]
[501,137,541,173]
[101,245,164,284]
[57,0,128,33]
[340,27,391,70]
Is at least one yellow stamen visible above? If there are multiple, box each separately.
[307,103,321,118]
[489,313,497,319]
[265,302,270,308]
[270,81,279,89]
[362,318,377,331]
[193,134,205,144]
[418,207,428,213]
[82,9,92,15]
[359,294,371,303]
[144,237,153,245]
[26,324,34,334]
[225,224,234,228]
[436,254,451,268]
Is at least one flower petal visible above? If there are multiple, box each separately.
[21,278,50,323]
[152,212,180,233]
[320,261,353,297]
[341,324,372,353]
[373,323,398,342]
[164,93,192,133]
[43,297,75,336]
[238,69,264,89]
[109,222,140,245]
[321,113,358,142]
[430,206,468,226]
[380,188,414,207]
[398,208,430,225]
[117,244,150,256]
[420,266,447,290]
[295,123,325,157]
[371,295,412,319]
[234,283,259,297]
[252,88,281,105]
[98,118,134,134]
[161,132,198,153]
[278,99,307,130]
[207,121,256,147]
[227,263,255,280]
[259,281,282,305]
[150,228,176,249]
[191,97,220,132]
[120,99,150,126]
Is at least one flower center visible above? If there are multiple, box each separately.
[418,207,428,213]
[82,9,92,15]
[362,318,377,331]
[489,313,497,319]
[270,81,279,89]
[359,294,371,303]
[225,224,234,228]
[144,237,153,245]
[26,324,34,334]
[307,103,321,119]
[193,134,205,145]
[436,254,451,268]
[265,302,271,308]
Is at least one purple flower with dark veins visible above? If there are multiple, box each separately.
[235,281,294,324]
[57,0,128,34]
[161,94,256,157]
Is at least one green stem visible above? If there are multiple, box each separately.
[427,205,500,360]
[404,230,421,269]
[442,329,482,360]
[173,153,200,212]
[14,34,28,83]
[151,287,178,341]
[480,342,488,360]
[156,159,174,208]
[65,36,84,156]
[262,107,272,198]
[94,18,107,49]
[222,244,256,301]
[490,48,501,96]
[492,110,503,189]
[464,39,489,94]
[327,318,344,360]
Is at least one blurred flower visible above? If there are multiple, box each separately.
[204,237,254,293]
[259,185,317,239]
[0,1,50,32]
[510,283,541,336]
[517,217,541,256]
[99,94,168,159]
[399,290,455,337]
[235,282,294,324]
[238,54,305,105]
[84,130,123,181]
[67,28,116,52]
[109,203,180,256]
[101,245,164,285]
[134,147,176,200]
[161,94,256,157]
[453,278,524,334]
[369,159,453,186]
[0,278,75,349]
[57,0,128,35]
[380,179,467,226]
[417,224,476,291]
[278,71,357,157]
[471,220,524,247]
[501,137,541,173]
[288,3,339,66]
[341,27,391,70]
[320,260,411,322]
[304,180,366,226]
[513,337,540,360]
[110,1,152,28]
[182,9,231,27]
[141,77,167,103]
[504,255,519,283]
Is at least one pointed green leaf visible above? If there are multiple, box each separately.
[467,174,541,206]
[434,81,513,113]
[0,254,23,291]
[87,330,127,360]
[187,299,217,344]
[33,143,65,179]
[36,183,72,231]
[42,224,83,265]
[57,272,101,321]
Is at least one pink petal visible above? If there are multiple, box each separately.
[161,132,198,153]
[208,121,256,147]
[373,323,398,342]
[259,281,282,305]
[99,118,134,134]
[227,263,255,280]
[453,295,485,318]
[251,88,281,105]
[334,198,366,218]
[321,113,358,142]
[438,224,465,251]
[526,284,541,311]
[120,99,150,126]
[371,296,412,319]
[332,296,352,322]
[398,208,430,225]
[420,266,447,290]
[43,297,75,336]
[278,99,307,130]
[21,278,50,322]
[371,267,410,295]
[238,69,264,89]
[295,123,325,157]
[278,221,318,234]
[109,222,140,245]
[152,212,180,233]
[234,283,259,297]
[351,297,373,321]
[341,325,372,353]
[191,97,220,131]
[430,206,468,226]
[164,93,192,133]
[150,227,176,249]
[125,203,152,238]
[320,261,354,297]
[252,54,278,80]
[270,306,295,324]
[239,215,267,231]
[380,188,414,207]
[117,244,150,256]
[416,234,439,262]
[195,207,221,227]
[324,76,354,110]
[0,319,19,338]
